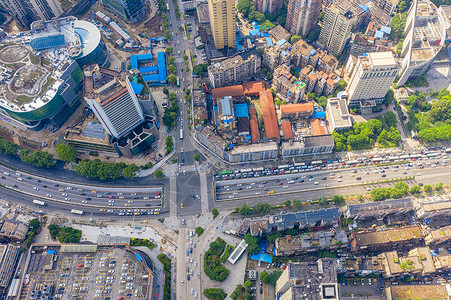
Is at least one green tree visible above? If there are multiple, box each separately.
[29,219,40,232]
[20,150,55,168]
[163,87,169,95]
[384,111,398,128]
[167,74,177,85]
[244,281,252,289]
[333,195,345,205]
[237,0,253,16]
[167,64,176,74]
[164,30,171,40]
[155,170,164,178]
[178,25,184,32]
[165,47,173,55]
[268,271,282,286]
[203,288,227,300]
[410,185,421,194]
[290,35,301,44]
[162,13,168,20]
[122,164,138,179]
[183,54,189,61]
[212,208,219,219]
[284,200,291,207]
[293,199,302,208]
[435,182,444,191]
[260,270,270,283]
[246,243,260,254]
[194,154,200,161]
[240,203,251,214]
[254,202,271,215]
[168,56,175,64]
[56,143,78,162]
[262,19,275,31]
[195,226,204,236]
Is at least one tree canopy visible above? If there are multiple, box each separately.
[57,144,78,162]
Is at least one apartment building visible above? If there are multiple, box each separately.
[372,0,399,14]
[102,0,147,23]
[285,0,322,36]
[325,94,353,132]
[0,220,29,242]
[262,41,291,70]
[1,0,62,26]
[414,197,451,221]
[208,51,261,88]
[276,260,338,300]
[343,198,413,221]
[281,135,334,157]
[0,244,20,293]
[424,226,451,246]
[272,65,306,103]
[253,0,283,14]
[83,64,145,139]
[318,0,368,56]
[225,142,278,163]
[208,0,236,49]
[346,52,398,108]
[280,103,314,120]
[291,39,338,74]
[299,67,340,96]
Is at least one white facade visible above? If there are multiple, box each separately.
[347,52,398,107]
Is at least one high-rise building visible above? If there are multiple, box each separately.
[253,0,283,14]
[0,0,62,26]
[285,0,322,36]
[83,64,145,139]
[318,0,368,56]
[346,52,398,108]
[102,0,147,24]
[208,0,236,49]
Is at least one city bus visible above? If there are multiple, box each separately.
[219,170,233,175]
[33,200,46,206]
[180,128,183,140]
[71,209,84,215]
[176,76,180,87]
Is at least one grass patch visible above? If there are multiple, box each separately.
[220,245,235,263]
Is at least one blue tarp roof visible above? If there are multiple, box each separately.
[130,55,138,70]
[265,37,273,46]
[309,49,316,56]
[135,253,142,261]
[358,4,369,11]
[313,107,326,119]
[254,25,260,30]
[130,82,143,94]
[157,52,166,83]
[262,33,270,37]
[143,74,160,82]
[47,250,55,255]
[250,253,272,263]
[276,39,287,46]
[249,29,259,36]
[139,66,158,74]
[381,26,391,34]
[375,30,384,38]
[214,106,219,126]
[235,102,249,118]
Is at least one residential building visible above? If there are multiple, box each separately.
[274,230,348,256]
[372,0,398,15]
[350,226,424,252]
[225,142,278,163]
[281,121,293,140]
[413,196,451,221]
[280,103,315,120]
[276,260,338,300]
[0,220,29,242]
[0,244,20,293]
[285,0,322,37]
[343,198,413,221]
[337,256,385,276]
[349,22,393,57]
[299,67,340,96]
[291,39,338,74]
[102,0,147,24]
[253,0,283,14]
[208,51,260,88]
[326,94,353,132]
[83,64,145,139]
[215,96,235,132]
[281,135,334,157]
[207,0,236,49]
[259,90,280,141]
[424,226,451,246]
[197,126,226,159]
[318,0,369,56]
[346,52,398,109]
[385,285,451,300]
[243,80,267,97]
[397,1,451,86]
[272,65,306,103]
[1,0,62,26]
[262,41,291,70]
[268,25,291,43]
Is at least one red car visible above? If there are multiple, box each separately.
[77,264,84,267]
[155,192,161,196]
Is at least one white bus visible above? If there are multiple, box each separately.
[33,200,46,206]
[71,209,84,215]
[180,128,183,140]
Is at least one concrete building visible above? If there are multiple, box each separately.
[285,0,322,37]
[0,220,29,242]
[197,126,226,159]
[102,0,147,24]
[280,103,314,120]
[83,64,144,139]
[0,0,62,26]
[385,285,451,300]
[259,90,280,141]
[225,142,278,163]
[424,226,451,246]
[346,52,398,109]
[0,244,20,293]
[291,39,338,75]
[215,96,235,132]
[276,260,338,300]
[372,0,399,15]
[275,230,348,256]
[269,25,291,43]
[325,94,353,132]
[227,240,248,264]
[337,256,384,276]
[208,0,236,49]
[208,50,260,88]
[318,0,368,56]
[397,0,451,86]
[253,0,283,14]
[343,198,413,221]
[414,197,451,221]
[281,135,334,157]
[350,226,423,252]
[262,41,291,70]
[272,65,306,103]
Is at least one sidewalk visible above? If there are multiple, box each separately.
[137,150,175,177]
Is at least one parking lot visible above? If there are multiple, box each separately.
[20,246,152,300]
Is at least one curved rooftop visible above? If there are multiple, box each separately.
[73,20,102,60]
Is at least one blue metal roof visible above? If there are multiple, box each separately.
[249,29,259,36]
[262,33,270,37]
[309,49,316,56]
[142,74,159,82]
[234,103,249,118]
[137,53,153,61]
[214,106,219,126]
[375,30,384,38]
[130,82,143,94]
[381,26,391,34]
[313,107,326,119]
[130,55,138,70]
[358,4,369,11]
[221,96,232,116]
[250,253,272,263]
[157,52,166,83]
[47,250,55,255]
[276,39,287,46]
[265,37,273,46]
[135,253,142,261]
[139,66,158,74]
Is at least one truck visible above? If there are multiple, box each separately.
[180,128,183,140]
[71,209,84,215]
[33,199,46,206]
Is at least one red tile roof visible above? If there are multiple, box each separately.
[311,118,326,136]
[249,106,260,143]
[259,90,280,141]
[243,80,267,95]
[281,121,293,140]
[280,103,314,114]
[211,85,244,99]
